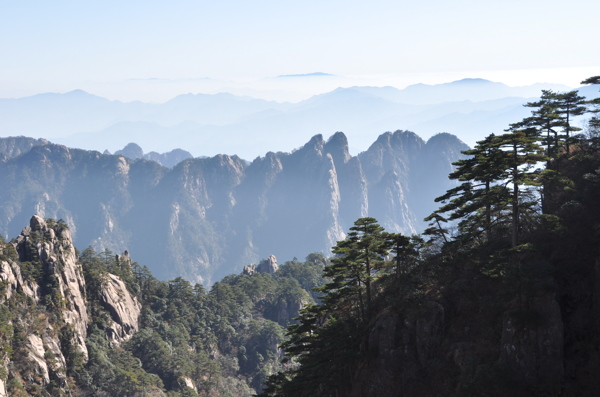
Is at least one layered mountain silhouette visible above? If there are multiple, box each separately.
[113,142,193,168]
[2,79,590,161]
[0,131,467,284]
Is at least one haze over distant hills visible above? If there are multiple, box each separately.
[0,131,467,284]
[2,78,595,161]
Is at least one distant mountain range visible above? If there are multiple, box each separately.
[2,78,595,161]
[113,142,193,168]
[0,131,467,284]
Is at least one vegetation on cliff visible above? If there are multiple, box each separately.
[2,78,600,396]
[0,220,330,396]
[259,77,600,396]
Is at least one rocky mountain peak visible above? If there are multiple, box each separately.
[371,131,393,147]
[324,131,351,164]
[257,254,279,274]
[29,214,46,231]
[210,153,246,172]
[243,255,279,275]
[264,151,284,170]
[0,136,50,160]
[0,217,143,393]
[115,142,144,160]
[14,215,89,358]
[301,134,325,154]
[366,130,425,154]
[0,131,467,283]
[425,132,468,151]
[390,129,425,149]
[112,141,194,168]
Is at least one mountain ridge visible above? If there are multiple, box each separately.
[0,131,468,284]
[2,78,590,160]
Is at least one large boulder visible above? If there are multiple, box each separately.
[243,254,279,275]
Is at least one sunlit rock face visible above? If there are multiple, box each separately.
[0,131,467,283]
[14,215,89,358]
[0,216,145,394]
[243,254,279,276]
[0,216,89,392]
[99,272,142,344]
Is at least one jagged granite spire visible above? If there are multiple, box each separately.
[0,216,143,393]
[0,131,468,283]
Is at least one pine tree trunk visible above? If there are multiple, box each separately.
[512,149,519,248]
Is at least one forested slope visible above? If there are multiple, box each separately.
[2,78,599,396]
[0,215,330,396]
[260,77,600,396]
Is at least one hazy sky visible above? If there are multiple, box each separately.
[1,0,598,102]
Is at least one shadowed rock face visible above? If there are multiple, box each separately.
[0,131,468,283]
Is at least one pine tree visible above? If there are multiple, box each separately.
[426,127,545,249]
[496,127,546,247]
[425,133,511,245]
[555,90,588,153]
[581,76,600,136]
[318,217,389,322]
[518,90,563,159]
[387,232,417,277]
[265,218,390,397]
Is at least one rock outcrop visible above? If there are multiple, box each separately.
[0,255,38,302]
[0,216,143,393]
[243,255,279,275]
[0,216,89,393]
[99,273,142,343]
[14,215,89,358]
[257,255,279,274]
[114,142,193,168]
[25,331,68,387]
[0,136,49,160]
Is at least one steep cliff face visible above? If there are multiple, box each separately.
[347,277,567,397]
[358,130,469,234]
[0,216,142,395]
[0,216,88,393]
[350,304,446,397]
[14,215,89,358]
[359,131,423,234]
[98,273,142,344]
[0,251,38,302]
[412,132,470,222]
[0,131,467,283]
[324,132,369,234]
[245,134,346,266]
[158,154,247,283]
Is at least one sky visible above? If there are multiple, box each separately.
[1,0,599,103]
